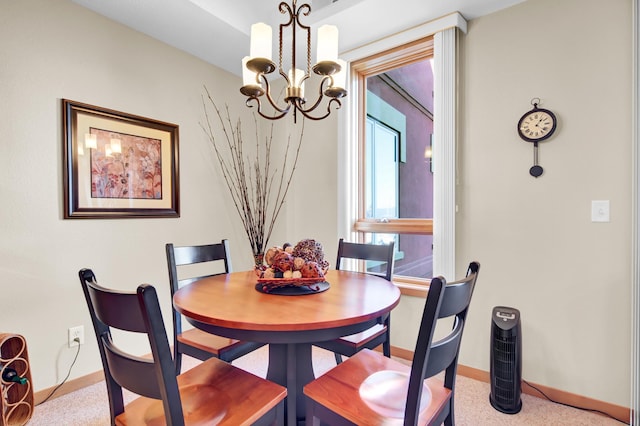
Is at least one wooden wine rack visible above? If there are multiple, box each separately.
[0,333,33,426]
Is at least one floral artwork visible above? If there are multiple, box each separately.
[88,129,162,200]
[63,99,179,218]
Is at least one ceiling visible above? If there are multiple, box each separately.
[71,0,525,76]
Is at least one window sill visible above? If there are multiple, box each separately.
[393,279,430,298]
[354,219,433,235]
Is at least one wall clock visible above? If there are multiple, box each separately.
[517,98,557,177]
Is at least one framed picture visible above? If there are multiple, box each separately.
[62,99,180,218]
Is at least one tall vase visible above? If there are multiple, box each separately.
[254,252,264,268]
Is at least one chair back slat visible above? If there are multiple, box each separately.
[171,241,231,268]
[103,338,163,399]
[336,238,395,281]
[85,280,147,333]
[423,318,464,379]
[166,240,232,294]
[437,280,475,319]
[437,262,480,318]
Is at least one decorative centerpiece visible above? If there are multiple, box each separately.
[255,239,329,293]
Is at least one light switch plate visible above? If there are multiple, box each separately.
[591,200,610,222]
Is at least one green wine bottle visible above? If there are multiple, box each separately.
[1,365,27,385]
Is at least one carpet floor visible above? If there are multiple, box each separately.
[28,346,623,425]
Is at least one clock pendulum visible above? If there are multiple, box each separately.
[530,141,543,177]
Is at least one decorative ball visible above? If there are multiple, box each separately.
[293,257,306,270]
[300,261,324,278]
[263,268,275,279]
[292,239,329,271]
[264,246,281,266]
[272,251,294,272]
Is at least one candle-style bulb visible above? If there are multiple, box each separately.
[250,23,272,61]
[316,25,338,64]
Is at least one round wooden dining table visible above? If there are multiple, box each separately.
[173,269,401,426]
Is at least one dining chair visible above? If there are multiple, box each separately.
[314,238,395,364]
[304,261,480,426]
[79,268,286,426]
[166,240,265,374]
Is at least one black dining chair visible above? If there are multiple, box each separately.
[314,238,395,364]
[304,261,480,426]
[166,240,265,374]
[79,268,286,426]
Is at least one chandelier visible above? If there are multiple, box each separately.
[240,0,347,122]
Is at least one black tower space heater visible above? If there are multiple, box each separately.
[489,306,522,414]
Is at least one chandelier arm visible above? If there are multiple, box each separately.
[295,98,342,121]
[252,73,291,115]
[279,69,291,86]
[248,74,293,119]
[258,109,291,121]
[262,85,293,116]
[297,75,332,112]
[245,97,291,121]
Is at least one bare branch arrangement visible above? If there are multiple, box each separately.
[201,86,304,260]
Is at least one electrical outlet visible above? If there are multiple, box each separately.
[68,325,84,348]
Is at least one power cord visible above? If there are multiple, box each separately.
[522,379,628,424]
[36,337,81,406]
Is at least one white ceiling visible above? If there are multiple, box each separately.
[70,0,525,76]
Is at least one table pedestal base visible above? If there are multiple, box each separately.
[267,343,315,426]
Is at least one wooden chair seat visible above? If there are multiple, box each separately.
[116,356,286,426]
[177,328,246,357]
[328,323,387,351]
[304,349,451,425]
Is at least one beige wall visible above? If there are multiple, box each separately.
[457,0,631,406]
[1,0,632,411]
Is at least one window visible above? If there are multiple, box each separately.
[339,19,463,288]
[351,37,435,283]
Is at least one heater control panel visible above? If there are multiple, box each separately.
[492,306,520,329]
[496,310,516,321]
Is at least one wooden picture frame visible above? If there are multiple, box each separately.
[62,99,179,218]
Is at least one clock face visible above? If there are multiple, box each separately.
[517,108,557,142]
